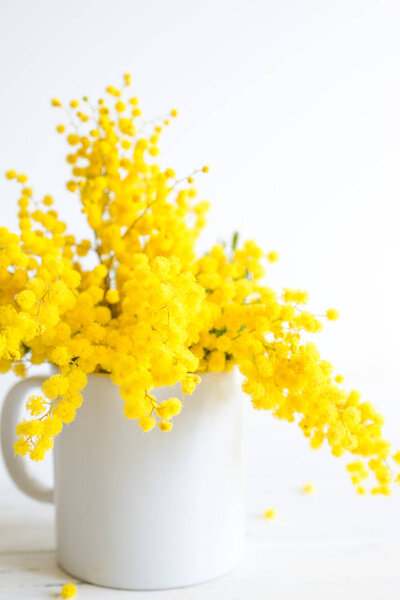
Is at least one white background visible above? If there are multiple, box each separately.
[1,1,400,597]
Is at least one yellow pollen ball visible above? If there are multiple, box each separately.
[326,308,339,321]
[67,134,80,146]
[264,508,276,520]
[66,181,77,192]
[105,289,119,304]
[16,289,36,310]
[392,451,400,465]
[139,415,156,432]
[302,483,315,494]
[159,420,173,432]
[267,250,279,263]
[116,101,126,112]
[61,583,77,598]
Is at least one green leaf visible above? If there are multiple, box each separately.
[232,231,239,251]
[210,326,227,338]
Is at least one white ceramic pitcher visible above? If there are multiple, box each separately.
[1,370,244,590]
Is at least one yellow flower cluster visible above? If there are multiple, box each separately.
[1,75,398,494]
[3,77,205,458]
[190,238,397,494]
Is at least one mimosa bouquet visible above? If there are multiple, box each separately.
[1,74,398,495]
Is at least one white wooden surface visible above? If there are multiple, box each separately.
[1,479,399,600]
[1,374,400,598]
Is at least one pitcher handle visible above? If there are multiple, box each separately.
[1,376,54,503]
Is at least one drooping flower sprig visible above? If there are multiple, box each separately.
[1,74,399,494]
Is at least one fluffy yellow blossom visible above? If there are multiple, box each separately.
[43,194,53,206]
[264,508,276,519]
[26,395,47,416]
[302,483,315,494]
[16,290,36,311]
[267,250,279,263]
[159,420,173,432]
[51,346,71,366]
[12,363,26,377]
[392,451,400,465]
[138,415,156,432]
[105,289,119,304]
[181,374,201,395]
[42,375,68,399]
[157,398,182,420]
[326,308,339,321]
[61,583,77,598]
